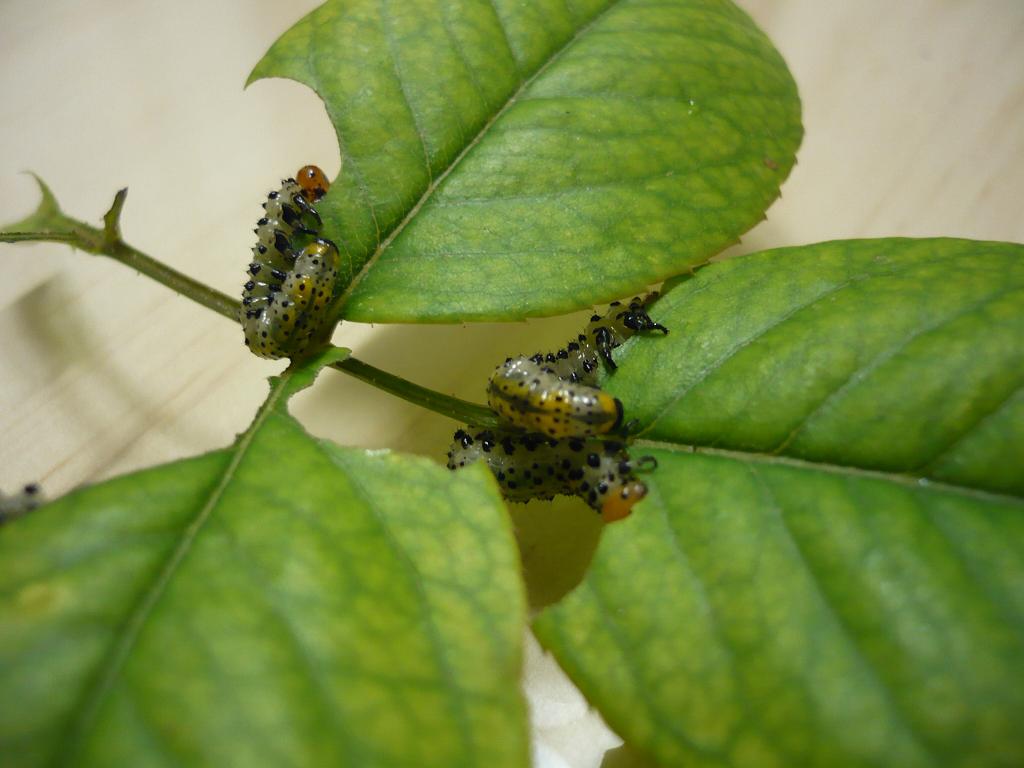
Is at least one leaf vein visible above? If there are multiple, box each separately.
[644,255,989,438]
[645,277,870,436]
[214,525,361,762]
[906,489,1024,634]
[917,380,1024,473]
[322,450,478,761]
[307,27,382,248]
[380,0,434,183]
[635,441,1024,506]
[748,465,939,762]
[483,0,520,73]
[582,577,729,762]
[772,283,1024,455]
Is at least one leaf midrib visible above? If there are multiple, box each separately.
[54,375,293,763]
[635,440,1024,505]
[331,0,627,318]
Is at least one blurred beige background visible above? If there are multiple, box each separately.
[1,2,1022,766]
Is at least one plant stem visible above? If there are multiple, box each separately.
[105,239,239,322]
[332,357,500,427]
[3,230,239,323]
[2,187,494,426]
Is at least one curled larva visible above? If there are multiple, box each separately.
[241,166,339,359]
[447,428,655,523]
[487,295,668,437]
[451,295,665,517]
[488,357,623,438]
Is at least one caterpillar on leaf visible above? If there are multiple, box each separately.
[487,295,667,438]
[447,428,655,523]
[450,295,667,521]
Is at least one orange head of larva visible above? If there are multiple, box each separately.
[296,165,330,203]
[601,481,647,523]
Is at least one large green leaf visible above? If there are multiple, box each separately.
[613,238,1024,496]
[537,449,1024,767]
[250,0,802,322]
[534,239,1024,766]
[0,350,528,767]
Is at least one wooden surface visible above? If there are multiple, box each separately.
[1,2,1022,766]
[2,0,1022,496]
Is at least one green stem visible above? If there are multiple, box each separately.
[3,230,238,323]
[332,357,500,427]
[105,239,239,322]
[2,185,493,426]
[1,231,79,244]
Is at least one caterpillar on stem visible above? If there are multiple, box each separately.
[241,166,339,360]
[452,295,668,521]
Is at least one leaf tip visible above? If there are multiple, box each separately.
[1,172,70,240]
[244,5,320,91]
[243,64,264,90]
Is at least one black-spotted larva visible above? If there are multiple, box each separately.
[487,358,623,438]
[447,428,655,522]
[487,295,667,438]
[241,166,339,359]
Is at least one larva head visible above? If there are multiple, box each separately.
[600,480,647,523]
[296,165,330,203]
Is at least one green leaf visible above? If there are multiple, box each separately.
[533,239,1024,766]
[0,350,528,767]
[536,449,1024,767]
[250,0,802,322]
[613,238,1024,496]
[0,173,80,243]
